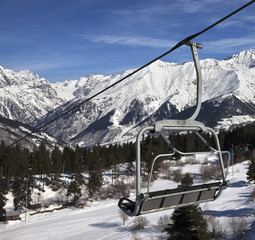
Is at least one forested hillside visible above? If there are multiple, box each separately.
[1,123,255,220]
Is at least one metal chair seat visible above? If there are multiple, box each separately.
[119,182,222,216]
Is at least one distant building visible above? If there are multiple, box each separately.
[5,211,20,221]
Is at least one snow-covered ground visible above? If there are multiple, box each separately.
[1,160,255,240]
[216,115,255,131]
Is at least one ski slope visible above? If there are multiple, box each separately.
[1,161,255,240]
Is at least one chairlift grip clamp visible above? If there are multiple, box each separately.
[185,41,203,49]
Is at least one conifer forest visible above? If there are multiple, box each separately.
[1,123,255,227]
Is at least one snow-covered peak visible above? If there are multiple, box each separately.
[52,74,113,101]
[225,49,255,68]
[0,65,65,123]
[0,66,43,87]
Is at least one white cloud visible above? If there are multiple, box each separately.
[80,34,176,48]
[204,35,255,53]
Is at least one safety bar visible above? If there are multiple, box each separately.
[147,131,230,193]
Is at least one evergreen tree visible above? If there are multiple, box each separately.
[67,180,82,204]
[62,146,75,173]
[0,142,8,219]
[169,205,209,240]
[168,173,210,240]
[234,145,243,163]
[35,141,51,190]
[180,173,194,187]
[12,177,26,210]
[247,150,255,183]
[0,176,7,220]
[186,132,197,152]
[87,147,103,198]
[73,146,84,176]
[11,168,33,211]
[51,146,63,183]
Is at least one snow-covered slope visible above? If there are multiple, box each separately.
[52,74,113,102]
[0,160,254,239]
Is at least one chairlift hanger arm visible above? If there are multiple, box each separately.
[186,42,203,120]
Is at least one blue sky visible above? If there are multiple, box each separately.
[1,0,255,82]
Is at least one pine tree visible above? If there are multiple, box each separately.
[168,173,210,240]
[87,147,103,198]
[67,180,82,205]
[88,167,103,198]
[51,146,63,183]
[186,132,197,152]
[0,142,8,220]
[0,176,7,220]
[35,141,51,190]
[180,173,194,187]
[169,205,209,240]
[62,146,75,173]
[247,150,255,183]
[234,145,243,163]
[12,177,26,210]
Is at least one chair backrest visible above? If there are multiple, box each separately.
[139,182,221,215]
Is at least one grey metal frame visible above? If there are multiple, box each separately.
[118,42,229,217]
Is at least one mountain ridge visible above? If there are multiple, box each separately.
[0,49,255,147]
[35,49,255,146]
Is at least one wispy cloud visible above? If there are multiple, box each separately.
[204,35,255,53]
[140,0,224,15]
[214,20,242,29]
[245,15,255,21]
[80,34,176,48]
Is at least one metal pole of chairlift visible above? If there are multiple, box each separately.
[25,176,28,222]
[232,144,234,176]
[186,41,203,121]
[25,167,32,222]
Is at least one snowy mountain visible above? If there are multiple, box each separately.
[0,49,255,147]
[0,66,65,123]
[35,49,255,147]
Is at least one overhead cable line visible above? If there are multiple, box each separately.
[8,0,255,148]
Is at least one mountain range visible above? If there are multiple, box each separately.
[0,49,255,148]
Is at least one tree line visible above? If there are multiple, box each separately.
[1,123,255,220]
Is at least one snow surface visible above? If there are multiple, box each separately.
[1,160,255,240]
[216,115,255,131]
